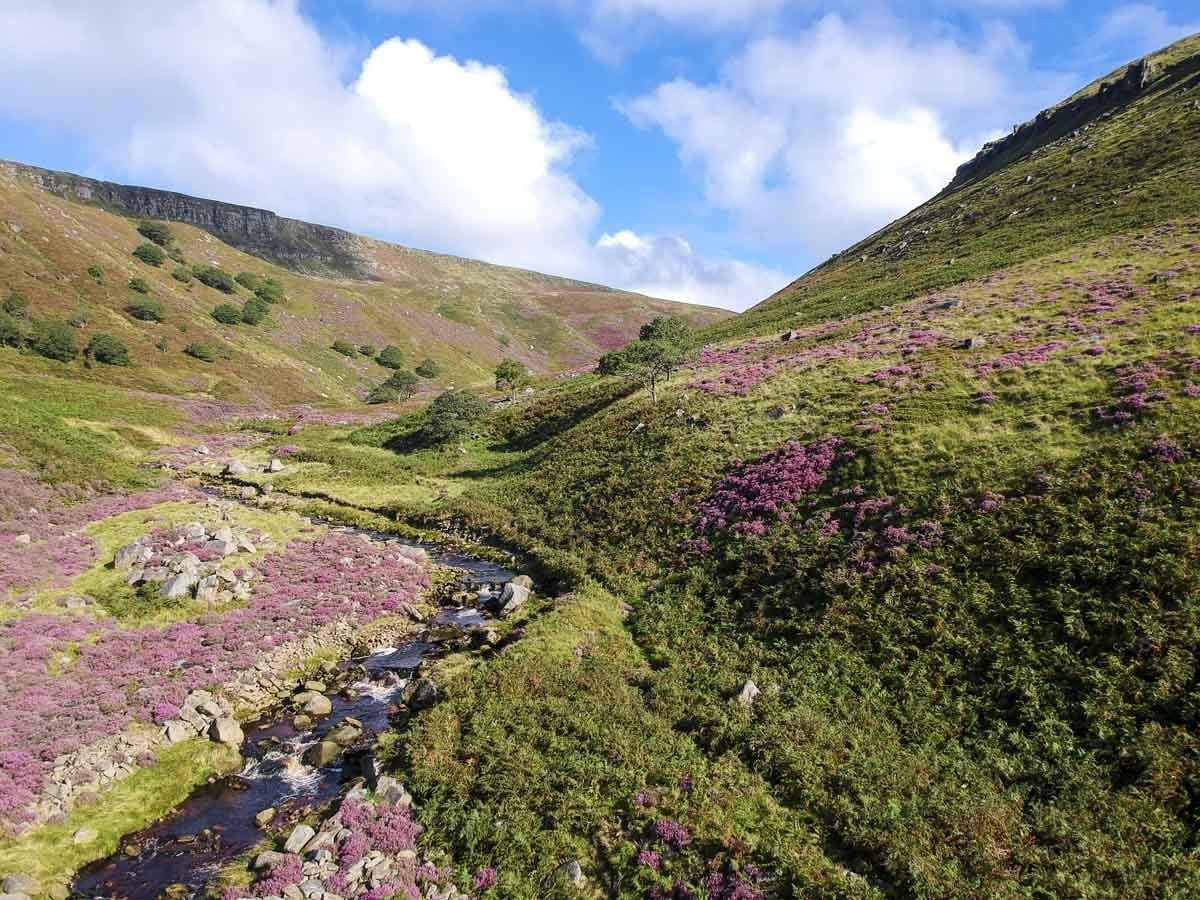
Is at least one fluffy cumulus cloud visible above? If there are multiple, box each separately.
[595,230,790,310]
[0,0,783,308]
[0,0,600,275]
[621,13,1069,255]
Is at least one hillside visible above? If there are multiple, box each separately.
[0,160,728,405]
[3,31,1200,900]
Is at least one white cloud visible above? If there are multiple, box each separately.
[1097,4,1200,57]
[595,230,789,310]
[0,0,775,309]
[0,0,598,275]
[621,13,1066,255]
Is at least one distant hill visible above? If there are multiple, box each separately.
[0,161,729,404]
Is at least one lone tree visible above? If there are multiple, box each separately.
[422,389,488,445]
[367,369,419,404]
[85,333,130,366]
[377,345,405,369]
[494,358,529,398]
[596,340,682,404]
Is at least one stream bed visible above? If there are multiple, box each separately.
[72,532,513,900]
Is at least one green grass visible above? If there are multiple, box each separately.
[0,739,241,892]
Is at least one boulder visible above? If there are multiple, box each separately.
[0,892,32,900]
[374,775,412,808]
[222,460,251,477]
[737,679,761,707]
[254,849,291,870]
[204,539,238,558]
[511,574,534,589]
[301,693,332,716]
[162,720,192,744]
[302,740,342,768]
[114,541,151,570]
[12,533,30,546]
[254,807,276,828]
[209,717,244,746]
[72,826,99,845]
[401,678,439,710]
[1,876,36,896]
[962,335,988,350]
[47,886,69,900]
[304,680,327,693]
[328,722,363,747]
[195,574,221,605]
[283,823,316,854]
[163,572,199,600]
[266,458,285,473]
[555,860,587,888]
[213,526,235,544]
[498,582,530,617]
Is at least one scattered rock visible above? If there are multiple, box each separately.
[13,533,31,547]
[401,678,439,710]
[1,876,36,896]
[47,886,69,900]
[961,335,988,350]
[555,860,587,888]
[266,458,285,473]
[374,775,412,808]
[162,721,192,744]
[303,740,342,768]
[113,540,151,570]
[162,572,199,600]
[222,460,250,477]
[283,823,316,854]
[254,849,290,870]
[195,574,221,604]
[72,826,99,844]
[328,722,363,747]
[737,679,761,707]
[301,693,332,716]
[304,680,327,693]
[209,717,244,746]
[498,580,531,617]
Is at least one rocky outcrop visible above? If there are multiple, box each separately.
[944,49,1200,193]
[1,160,374,278]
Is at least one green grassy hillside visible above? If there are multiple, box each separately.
[216,33,1200,898]
[0,161,727,406]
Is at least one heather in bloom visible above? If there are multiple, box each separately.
[653,819,692,849]
[637,849,662,870]
[472,868,498,891]
[695,438,847,538]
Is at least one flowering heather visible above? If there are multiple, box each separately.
[695,439,847,537]
[974,341,1068,376]
[0,532,429,832]
[653,819,692,849]
[1148,435,1185,464]
[473,868,499,891]
[274,444,300,457]
[637,849,662,870]
[702,873,764,900]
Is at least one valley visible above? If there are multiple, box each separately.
[1,28,1200,900]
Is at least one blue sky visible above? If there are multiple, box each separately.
[0,1,1197,309]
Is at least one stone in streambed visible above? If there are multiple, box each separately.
[295,692,332,716]
[292,714,313,731]
[254,807,276,828]
[303,740,342,767]
[328,722,362,747]
[400,678,439,710]
[209,717,244,746]
[283,824,315,854]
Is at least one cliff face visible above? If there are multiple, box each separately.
[1,161,374,278]
[944,43,1200,194]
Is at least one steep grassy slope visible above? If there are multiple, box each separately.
[221,34,1200,899]
[716,32,1200,341]
[0,161,727,405]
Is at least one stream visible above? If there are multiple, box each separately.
[72,530,514,900]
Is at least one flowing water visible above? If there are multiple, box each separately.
[73,532,513,900]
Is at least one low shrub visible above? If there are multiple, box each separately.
[0,311,31,347]
[367,369,419,404]
[127,296,165,322]
[3,291,29,317]
[359,344,377,357]
[183,342,218,362]
[377,345,404,368]
[128,277,150,294]
[171,266,193,284]
[254,278,285,304]
[86,264,104,282]
[211,303,242,325]
[241,298,270,325]
[415,357,441,378]
[332,339,358,357]
[136,220,173,248]
[132,243,166,266]
[192,264,238,293]
[422,388,488,444]
[32,320,78,362]
[235,272,261,291]
[85,333,130,366]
